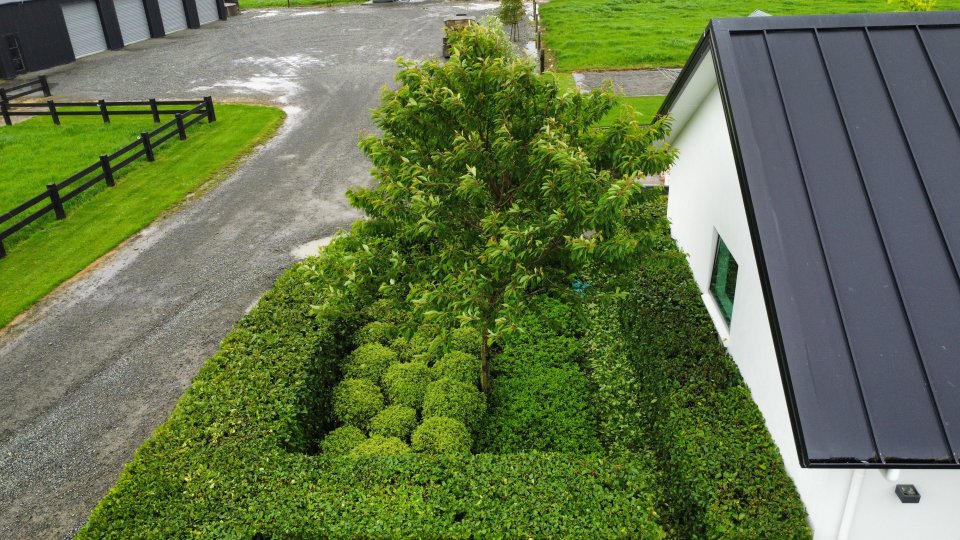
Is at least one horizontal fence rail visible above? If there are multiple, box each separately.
[1,97,209,126]
[0,76,51,104]
[0,97,216,258]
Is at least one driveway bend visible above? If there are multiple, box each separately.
[0,2,500,537]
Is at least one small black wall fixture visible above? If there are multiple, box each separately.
[895,484,921,504]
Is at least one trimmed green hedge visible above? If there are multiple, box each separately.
[78,235,664,538]
[593,196,810,539]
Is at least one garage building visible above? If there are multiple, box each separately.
[0,0,227,80]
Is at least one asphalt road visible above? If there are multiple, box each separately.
[0,2,503,537]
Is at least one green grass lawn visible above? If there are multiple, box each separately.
[540,0,960,71]
[1,112,168,210]
[0,104,284,328]
[240,0,362,9]
[549,72,664,124]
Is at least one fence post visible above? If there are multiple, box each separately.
[48,100,60,125]
[47,184,66,219]
[98,99,110,123]
[0,88,7,103]
[40,76,52,97]
[150,98,160,123]
[175,113,186,140]
[141,132,155,161]
[1,101,9,126]
[100,155,115,187]
[539,49,545,74]
[0,239,5,259]
[204,96,216,122]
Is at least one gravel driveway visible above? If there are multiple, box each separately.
[0,2,502,537]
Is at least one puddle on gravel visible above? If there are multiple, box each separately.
[524,41,537,58]
[291,236,334,259]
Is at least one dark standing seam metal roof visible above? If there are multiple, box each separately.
[660,11,960,468]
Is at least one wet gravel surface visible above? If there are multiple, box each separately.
[0,2,504,537]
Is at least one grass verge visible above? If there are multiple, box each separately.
[540,0,960,71]
[0,103,285,328]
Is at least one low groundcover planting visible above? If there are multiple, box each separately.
[79,24,809,538]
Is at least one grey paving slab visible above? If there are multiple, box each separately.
[0,2,505,537]
[573,68,681,96]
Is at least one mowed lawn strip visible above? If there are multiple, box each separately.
[0,110,174,210]
[0,104,285,328]
[540,0,960,71]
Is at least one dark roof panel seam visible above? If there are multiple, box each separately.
[761,29,882,463]
[814,27,953,462]
[706,27,813,465]
[862,27,960,464]
[916,27,960,287]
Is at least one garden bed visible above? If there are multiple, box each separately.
[79,198,809,538]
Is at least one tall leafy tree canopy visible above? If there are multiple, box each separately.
[346,23,675,392]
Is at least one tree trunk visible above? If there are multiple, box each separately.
[480,331,491,394]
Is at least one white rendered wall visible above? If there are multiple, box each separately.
[662,81,960,539]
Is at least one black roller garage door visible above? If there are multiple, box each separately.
[61,0,108,58]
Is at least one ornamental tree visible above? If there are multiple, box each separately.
[346,22,675,393]
[499,0,524,41]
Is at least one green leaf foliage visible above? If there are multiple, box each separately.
[447,326,481,356]
[584,195,810,539]
[422,377,487,434]
[433,351,480,385]
[481,365,601,454]
[369,405,419,441]
[349,435,412,457]
[333,378,385,431]
[342,343,398,384]
[346,22,676,388]
[383,361,435,409]
[410,416,472,454]
[479,297,601,454]
[354,321,397,346]
[320,426,367,455]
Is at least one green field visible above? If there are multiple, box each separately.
[0,112,169,211]
[0,104,284,328]
[540,0,960,71]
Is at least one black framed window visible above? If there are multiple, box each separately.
[709,236,738,325]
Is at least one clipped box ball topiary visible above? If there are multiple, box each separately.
[383,361,434,409]
[422,377,486,433]
[333,378,385,431]
[343,343,398,384]
[354,321,396,347]
[320,426,367,455]
[349,435,412,457]
[411,416,472,454]
[448,326,481,355]
[391,325,442,363]
[369,405,419,440]
[434,351,480,385]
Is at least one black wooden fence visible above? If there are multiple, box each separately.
[0,98,216,258]
[0,76,51,104]
[1,96,212,126]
